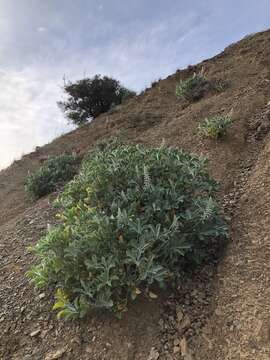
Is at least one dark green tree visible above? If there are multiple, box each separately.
[58,75,136,126]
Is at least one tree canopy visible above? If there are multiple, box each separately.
[58,75,136,126]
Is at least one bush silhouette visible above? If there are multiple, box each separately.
[58,75,136,126]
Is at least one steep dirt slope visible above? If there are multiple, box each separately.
[193,133,270,360]
[0,29,270,359]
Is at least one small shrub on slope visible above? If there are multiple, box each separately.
[27,142,228,319]
[176,73,208,102]
[25,154,81,199]
[197,115,234,140]
[176,72,229,102]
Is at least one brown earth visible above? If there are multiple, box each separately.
[1,29,270,359]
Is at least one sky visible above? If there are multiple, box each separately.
[0,0,269,169]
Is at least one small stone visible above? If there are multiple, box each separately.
[38,293,46,300]
[85,346,92,354]
[30,329,41,337]
[174,338,180,346]
[173,346,180,354]
[148,347,159,360]
[180,337,188,356]
[45,347,67,360]
[214,307,223,317]
[176,307,184,323]
[71,337,81,345]
[40,330,48,338]
[158,318,164,328]
[178,315,191,331]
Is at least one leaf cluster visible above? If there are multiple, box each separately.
[197,115,234,139]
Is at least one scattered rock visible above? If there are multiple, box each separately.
[38,293,46,300]
[178,315,191,332]
[148,347,159,360]
[30,329,41,337]
[174,338,180,346]
[180,337,188,356]
[45,346,68,360]
[158,318,164,328]
[176,307,184,323]
[214,307,223,317]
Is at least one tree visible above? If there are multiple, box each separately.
[58,75,136,126]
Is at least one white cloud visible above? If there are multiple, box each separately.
[0,69,73,169]
[37,26,47,32]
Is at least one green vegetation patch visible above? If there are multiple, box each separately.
[176,72,229,102]
[27,142,228,319]
[25,153,81,199]
[197,115,234,139]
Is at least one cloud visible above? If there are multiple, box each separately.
[37,27,47,32]
[0,69,73,169]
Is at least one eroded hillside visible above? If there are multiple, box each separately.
[0,29,270,360]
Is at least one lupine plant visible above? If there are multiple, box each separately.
[197,115,234,139]
[176,71,229,102]
[27,141,228,319]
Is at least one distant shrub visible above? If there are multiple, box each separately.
[197,115,234,140]
[25,154,81,199]
[151,78,161,88]
[176,72,229,102]
[213,79,230,93]
[27,142,228,319]
[176,73,208,102]
[58,75,136,126]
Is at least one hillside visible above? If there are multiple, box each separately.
[1,29,270,360]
